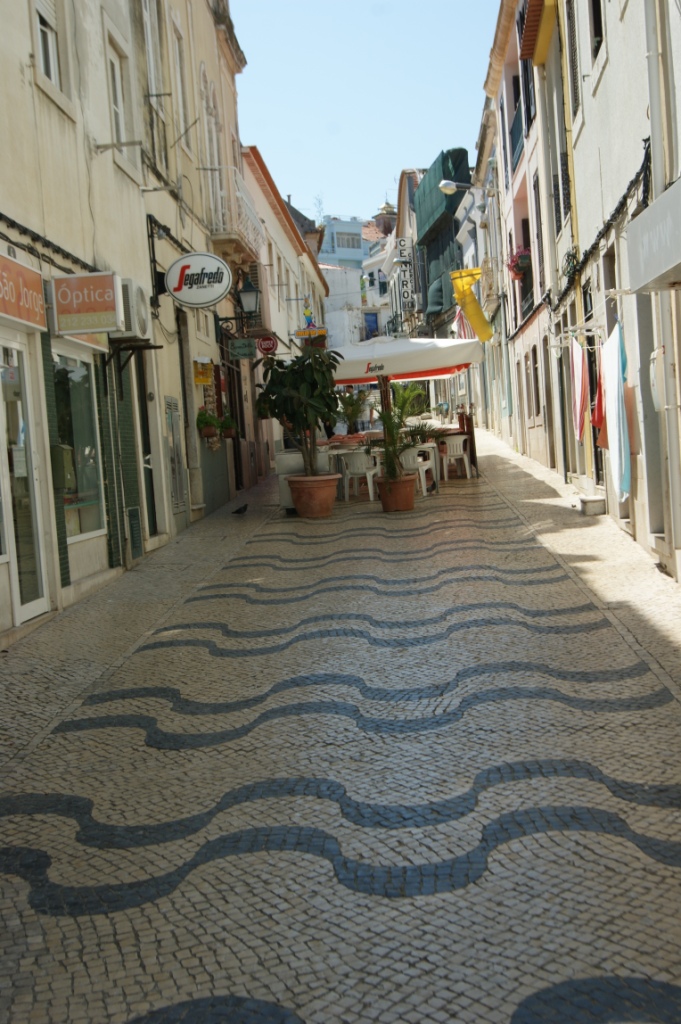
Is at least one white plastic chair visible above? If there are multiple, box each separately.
[400,446,436,497]
[440,435,472,480]
[340,450,380,501]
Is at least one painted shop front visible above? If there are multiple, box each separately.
[0,250,145,644]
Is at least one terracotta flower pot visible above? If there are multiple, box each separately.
[221,428,236,439]
[376,474,417,512]
[200,425,218,438]
[287,473,341,518]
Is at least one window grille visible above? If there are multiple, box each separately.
[566,0,580,117]
[560,151,571,222]
[552,173,562,235]
[533,173,545,294]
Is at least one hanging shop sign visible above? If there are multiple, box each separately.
[165,253,232,309]
[397,238,416,309]
[295,328,327,349]
[0,252,47,330]
[53,273,124,333]
[229,338,257,359]
[256,335,278,355]
[193,359,214,385]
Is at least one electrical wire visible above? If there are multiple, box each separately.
[0,213,96,273]
[553,138,651,311]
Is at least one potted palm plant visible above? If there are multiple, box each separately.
[256,347,343,517]
[366,401,419,509]
[338,388,367,435]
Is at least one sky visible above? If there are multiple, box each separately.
[230,0,503,223]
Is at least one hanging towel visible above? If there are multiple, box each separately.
[570,338,589,441]
[601,323,630,501]
[591,350,605,430]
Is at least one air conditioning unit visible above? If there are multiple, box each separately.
[110,279,150,340]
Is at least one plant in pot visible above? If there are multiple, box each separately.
[337,388,367,436]
[196,406,220,438]
[220,412,237,439]
[366,409,424,513]
[256,347,344,518]
[506,246,531,281]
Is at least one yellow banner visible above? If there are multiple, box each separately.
[450,269,493,342]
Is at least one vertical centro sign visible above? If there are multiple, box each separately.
[165,253,232,308]
[397,237,415,308]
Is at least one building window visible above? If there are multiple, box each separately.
[108,49,125,148]
[142,0,167,172]
[336,233,361,249]
[532,173,545,294]
[590,0,604,60]
[37,4,61,88]
[531,344,541,417]
[201,68,223,228]
[142,0,162,107]
[52,351,104,539]
[173,26,190,147]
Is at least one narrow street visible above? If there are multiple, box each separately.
[2,431,681,1024]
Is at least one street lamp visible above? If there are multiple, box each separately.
[215,275,262,338]
[438,180,473,195]
[237,275,261,317]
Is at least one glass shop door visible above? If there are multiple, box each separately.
[0,333,49,624]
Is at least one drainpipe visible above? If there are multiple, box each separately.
[538,64,567,479]
[644,0,681,562]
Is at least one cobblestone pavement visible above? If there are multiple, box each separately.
[2,431,681,1024]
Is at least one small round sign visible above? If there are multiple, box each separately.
[256,335,278,355]
[165,252,232,309]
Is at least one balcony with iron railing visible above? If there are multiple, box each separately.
[509,103,524,173]
[205,165,266,264]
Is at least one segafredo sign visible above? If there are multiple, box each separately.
[165,253,232,309]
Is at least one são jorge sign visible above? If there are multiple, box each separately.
[165,252,232,309]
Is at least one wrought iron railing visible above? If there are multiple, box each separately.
[205,165,266,257]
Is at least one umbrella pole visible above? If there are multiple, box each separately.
[378,375,391,413]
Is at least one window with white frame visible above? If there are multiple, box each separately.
[142,0,167,173]
[108,48,125,149]
[201,70,223,228]
[589,0,604,60]
[336,233,362,249]
[173,25,190,148]
[51,348,104,539]
[142,0,163,108]
[36,0,61,88]
[103,17,139,171]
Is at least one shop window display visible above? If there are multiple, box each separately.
[52,353,103,537]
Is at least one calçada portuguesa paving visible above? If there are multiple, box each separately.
[2,431,681,1024]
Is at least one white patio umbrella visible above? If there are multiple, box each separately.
[333,335,483,385]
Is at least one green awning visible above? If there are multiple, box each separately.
[415,149,471,245]
[426,277,444,314]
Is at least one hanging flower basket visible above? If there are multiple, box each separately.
[506,247,531,279]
